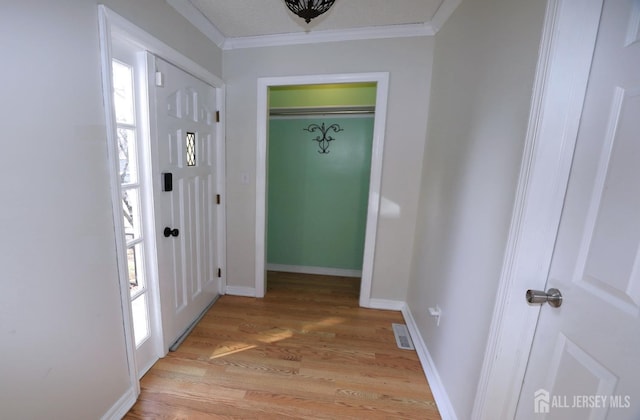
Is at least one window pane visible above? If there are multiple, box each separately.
[122,188,142,242]
[117,128,138,184]
[112,60,135,125]
[131,294,150,347]
[127,243,146,296]
[186,132,196,166]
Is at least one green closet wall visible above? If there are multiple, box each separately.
[270,83,377,108]
[267,83,376,272]
[267,116,374,271]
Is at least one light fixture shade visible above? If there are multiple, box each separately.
[284,0,336,23]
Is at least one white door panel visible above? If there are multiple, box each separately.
[151,55,219,351]
[517,1,640,419]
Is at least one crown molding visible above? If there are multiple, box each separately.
[166,0,226,48]
[429,0,463,33]
[223,23,434,50]
[168,0,462,51]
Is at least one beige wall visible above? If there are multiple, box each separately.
[406,0,546,417]
[223,37,434,300]
[0,1,222,418]
[103,0,222,76]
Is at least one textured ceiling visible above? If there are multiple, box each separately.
[186,0,445,38]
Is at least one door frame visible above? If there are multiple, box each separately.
[98,4,226,399]
[255,73,389,306]
[472,0,604,418]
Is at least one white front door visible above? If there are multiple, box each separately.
[149,55,220,351]
[517,0,640,418]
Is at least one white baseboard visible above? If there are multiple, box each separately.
[101,385,137,420]
[266,263,362,278]
[225,286,256,297]
[367,298,405,311]
[402,303,458,420]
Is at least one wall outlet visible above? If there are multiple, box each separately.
[428,305,442,327]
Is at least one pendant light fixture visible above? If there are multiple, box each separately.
[284,0,336,23]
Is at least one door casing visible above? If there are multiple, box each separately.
[255,73,389,307]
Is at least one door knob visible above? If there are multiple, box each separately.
[526,288,562,307]
[163,227,179,238]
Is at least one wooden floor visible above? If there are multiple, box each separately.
[126,272,441,419]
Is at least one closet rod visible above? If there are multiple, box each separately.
[269,106,375,117]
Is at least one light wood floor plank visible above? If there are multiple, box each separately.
[126,272,441,419]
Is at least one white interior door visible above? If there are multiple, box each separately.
[517,1,640,418]
[150,55,220,351]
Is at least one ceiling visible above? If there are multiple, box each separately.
[167,0,461,49]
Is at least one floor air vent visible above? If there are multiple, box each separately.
[392,323,415,350]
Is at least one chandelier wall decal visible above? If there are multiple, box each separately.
[284,0,336,23]
[304,122,343,154]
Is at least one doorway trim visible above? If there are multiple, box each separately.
[471,0,604,418]
[255,72,389,306]
[98,6,226,418]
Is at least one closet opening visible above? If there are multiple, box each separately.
[255,73,390,307]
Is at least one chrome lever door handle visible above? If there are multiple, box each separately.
[526,288,562,308]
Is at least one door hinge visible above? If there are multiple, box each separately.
[215,110,220,122]
[217,268,222,278]
[216,194,221,205]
